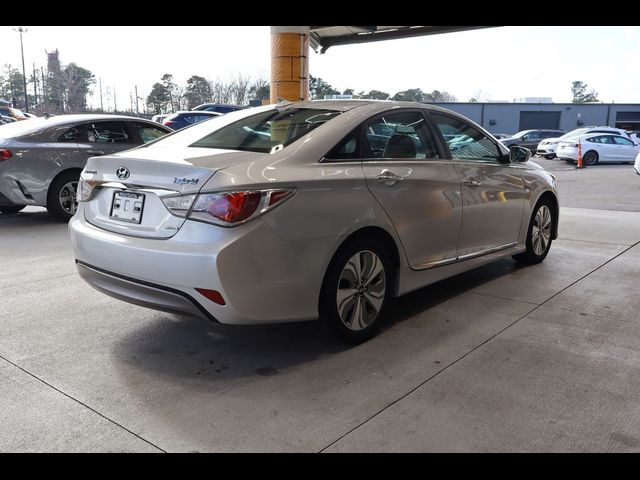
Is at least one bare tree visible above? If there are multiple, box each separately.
[230,73,251,105]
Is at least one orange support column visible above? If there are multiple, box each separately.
[270,26,309,104]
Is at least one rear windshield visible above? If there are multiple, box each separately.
[189,108,341,153]
[0,118,48,139]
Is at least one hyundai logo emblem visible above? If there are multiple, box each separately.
[116,167,130,180]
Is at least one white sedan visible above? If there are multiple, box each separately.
[556,133,639,166]
[537,127,631,159]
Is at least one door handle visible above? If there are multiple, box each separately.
[87,149,105,155]
[463,177,481,187]
[376,170,404,186]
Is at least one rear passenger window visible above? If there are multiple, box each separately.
[324,128,360,161]
[87,122,131,144]
[133,122,168,143]
[58,126,81,142]
[363,111,439,160]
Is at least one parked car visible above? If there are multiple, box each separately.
[191,103,247,114]
[492,133,511,140]
[0,106,27,121]
[500,129,565,154]
[162,111,222,130]
[151,113,171,124]
[556,133,640,165]
[0,114,16,124]
[537,127,632,159]
[69,100,559,343]
[0,114,172,220]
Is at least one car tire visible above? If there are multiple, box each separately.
[319,237,393,343]
[0,205,26,214]
[583,150,598,166]
[513,198,555,265]
[544,154,555,159]
[46,171,79,222]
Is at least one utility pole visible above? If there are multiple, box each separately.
[40,66,46,113]
[113,84,117,112]
[99,77,103,112]
[14,27,29,112]
[135,85,140,116]
[32,62,38,111]
[129,92,133,113]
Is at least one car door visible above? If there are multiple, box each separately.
[76,120,139,159]
[10,123,86,204]
[595,135,618,161]
[430,112,527,258]
[359,109,463,269]
[521,131,541,151]
[612,135,637,161]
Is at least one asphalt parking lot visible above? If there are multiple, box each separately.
[1,158,640,452]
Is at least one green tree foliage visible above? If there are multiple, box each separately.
[161,73,178,111]
[309,75,339,99]
[46,51,64,112]
[184,75,213,108]
[0,65,26,108]
[249,77,270,101]
[367,90,390,100]
[571,81,599,103]
[392,88,425,102]
[146,82,171,114]
[63,63,95,111]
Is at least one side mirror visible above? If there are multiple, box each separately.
[510,145,531,163]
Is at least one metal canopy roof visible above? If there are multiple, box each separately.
[309,26,496,53]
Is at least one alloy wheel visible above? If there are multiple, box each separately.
[336,250,386,331]
[59,181,78,215]
[532,205,552,256]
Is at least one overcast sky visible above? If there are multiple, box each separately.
[2,26,639,108]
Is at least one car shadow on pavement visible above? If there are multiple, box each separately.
[112,257,526,384]
[0,209,57,227]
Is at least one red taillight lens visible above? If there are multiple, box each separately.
[0,149,12,160]
[164,121,175,127]
[195,288,226,305]
[207,191,261,223]
[188,189,294,226]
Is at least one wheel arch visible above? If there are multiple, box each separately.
[536,190,559,239]
[46,168,83,203]
[323,226,402,299]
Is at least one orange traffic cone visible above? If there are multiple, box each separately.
[576,140,584,169]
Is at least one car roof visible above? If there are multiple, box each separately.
[0,114,160,139]
[173,110,222,116]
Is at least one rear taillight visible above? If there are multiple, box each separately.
[77,177,98,202]
[190,189,294,226]
[0,149,12,161]
[161,189,295,226]
[164,121,175,127]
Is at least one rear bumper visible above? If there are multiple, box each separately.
[69,206,340,324]
[77,261,217,322]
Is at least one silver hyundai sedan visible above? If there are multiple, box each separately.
[0,114,171,220]
[69,100,559,342]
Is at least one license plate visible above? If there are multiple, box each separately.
[110,191,145,224]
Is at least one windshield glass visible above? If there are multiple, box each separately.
[189,108,341,153]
